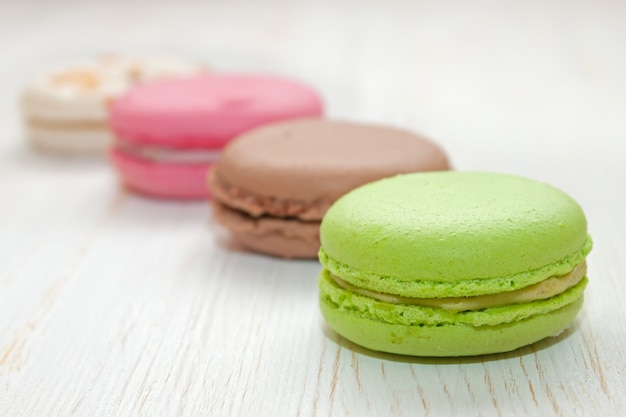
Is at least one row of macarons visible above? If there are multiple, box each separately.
[21,54,592,356]
[21,53,450,259]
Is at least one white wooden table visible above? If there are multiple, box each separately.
[1,1,625,416]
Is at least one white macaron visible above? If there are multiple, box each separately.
[21,54,208,153]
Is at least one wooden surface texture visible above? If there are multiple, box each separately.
[1,1,625,416]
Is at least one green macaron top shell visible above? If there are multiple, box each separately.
[319,172,590,296]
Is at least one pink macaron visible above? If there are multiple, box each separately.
[109,74,323,198]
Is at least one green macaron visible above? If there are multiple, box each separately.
[318,172,592,357]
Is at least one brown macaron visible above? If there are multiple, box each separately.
[208,119,450,258]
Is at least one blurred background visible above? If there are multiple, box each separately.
[3,0,625,185]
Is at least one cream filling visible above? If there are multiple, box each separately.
[330,262,587,311]
[116,142,222,164]
[27,117,108,130]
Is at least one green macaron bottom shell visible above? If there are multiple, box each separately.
[319,270,587,356]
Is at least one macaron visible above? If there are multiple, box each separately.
[318,172,592,357]
[209,119,450,258]
[20,54,206,153]
[109,75,323,199]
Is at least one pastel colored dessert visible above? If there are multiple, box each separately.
[209,119,450,258]
[109,75,323,199]
[318,172,592,357]
[20,54,206,153]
